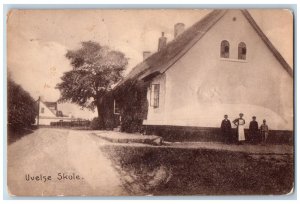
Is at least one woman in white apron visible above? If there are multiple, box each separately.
[233,113,246,143]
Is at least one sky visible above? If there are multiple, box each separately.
[7,9,293,119]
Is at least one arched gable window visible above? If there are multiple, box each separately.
[238,42,247,60]
[220,40,230,58]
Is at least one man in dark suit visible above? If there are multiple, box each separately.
[249,116,259,144]
[221,114,232,144]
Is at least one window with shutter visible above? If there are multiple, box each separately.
[150,84,160,108]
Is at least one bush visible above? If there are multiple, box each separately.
[113,80,148,133]
[7,78,37,129]
[103,118,115,130]
[90,117,104,130]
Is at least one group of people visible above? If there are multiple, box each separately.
[221,113,269,145]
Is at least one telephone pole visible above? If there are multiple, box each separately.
[37,96,40,128]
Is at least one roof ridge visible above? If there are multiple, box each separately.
[115,9,225,89]
[115,9,293,90]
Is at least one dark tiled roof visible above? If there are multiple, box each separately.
[115,9,292,89]
[44,102,57,110]
[115,10,227,87]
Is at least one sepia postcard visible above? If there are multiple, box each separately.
[7,8,294,196]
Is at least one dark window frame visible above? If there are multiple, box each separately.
[220,40,230,58]
[114,99,120,115]
[238,42,247,60]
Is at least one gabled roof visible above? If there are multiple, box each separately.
[40,100,57,117]
[115,9,293,89]
[241,10,293,77]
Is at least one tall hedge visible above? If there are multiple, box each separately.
[7,78,37,129]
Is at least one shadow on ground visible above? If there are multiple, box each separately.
[100,145,294,196]
[7,127,36,145]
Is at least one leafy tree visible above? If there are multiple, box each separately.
[56,41,128,128]
[7,77,37,129]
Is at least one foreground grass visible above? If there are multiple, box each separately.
[100,145,294,196]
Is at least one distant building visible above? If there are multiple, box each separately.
[36,100,73,125]
[104,10,293,142]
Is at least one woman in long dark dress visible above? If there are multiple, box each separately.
[221,114,232,143]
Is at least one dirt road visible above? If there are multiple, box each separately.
[7,128,125,196]
[7,128,294,196]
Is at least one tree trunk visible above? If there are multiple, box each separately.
[96,101,105,129]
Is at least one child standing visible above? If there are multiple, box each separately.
[260,119,269,144]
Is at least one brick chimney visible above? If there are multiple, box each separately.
[174,23,185,38]
[158,32,167,51]
[143,51,151,60]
